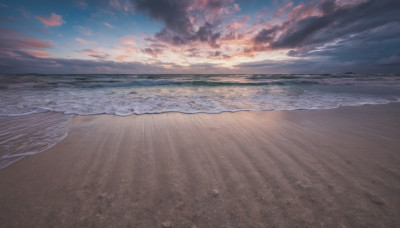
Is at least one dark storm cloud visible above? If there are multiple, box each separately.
[142,47,162,58]
[320,0,335,14]
[131,0,229,47]
[254,0,400,50]
[133,0,191,35]
[233,57,400,74]
[288,21,400,69]
[254,27,277,44]
[195,22,221,47]
[208,50,230,59]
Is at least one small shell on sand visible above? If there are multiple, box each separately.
[212,189,219,196]
[162,221,171,227]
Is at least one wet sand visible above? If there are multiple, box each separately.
[0,104,399,227]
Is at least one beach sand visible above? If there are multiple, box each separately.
[0,104,399,227]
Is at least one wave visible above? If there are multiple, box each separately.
[1,79,324,89]
[2,74,399,90]
[187,80,322,87]
[0,74,399,117]
[1,100,399,118]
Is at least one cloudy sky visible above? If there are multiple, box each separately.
[0,0,399,74]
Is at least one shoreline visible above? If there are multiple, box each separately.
[0,103,399,227]
[2,102,399,170]
[1,100,400,118]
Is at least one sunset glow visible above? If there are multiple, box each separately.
[0,0,399,73]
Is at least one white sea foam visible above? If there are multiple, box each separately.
[0,112,71,169]
[0,82,399,116]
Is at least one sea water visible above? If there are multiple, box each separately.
[1,74,399,116]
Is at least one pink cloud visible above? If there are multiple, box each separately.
[73,26,92,36]
[287,3,321,21]
[18,39,53,50]
[233,3,241,12]
[335,0,367,7]
[109,0,134,13]
[187,0,208,11]
[36,13,65,27]
[255,7,270,19]
[227,15,250,30]
[204,1,240,21]
[187,0,238,23]
[77,48,110,59]
[0,28,52,49]
[113,36,140,56]
[188,0,235,11]
[75,37,86,44]
[274,2,294,16]
[36,29,50,34]
[119,35,137,46]
[0,28,54,60]
[0,3,8,8]
[24,50,53,58]
[104,22,114,29]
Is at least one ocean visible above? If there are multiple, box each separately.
[1,73,400,168]
[1,73,400,116]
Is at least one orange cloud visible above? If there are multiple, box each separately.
[119,35,137,46]
[36,13,64,27]
[227,15,250,30]
[116,55,130,61]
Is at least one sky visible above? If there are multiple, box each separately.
[0,0,399,74]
